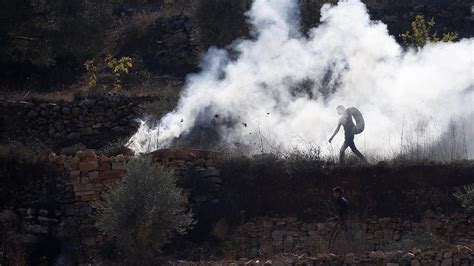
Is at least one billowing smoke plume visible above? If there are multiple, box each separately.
[128,0,474,159]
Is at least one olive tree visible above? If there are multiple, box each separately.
[96,157,194,258]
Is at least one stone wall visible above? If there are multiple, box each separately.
[0,148,224,264]
[46,149,474,250]
[45,148,223,248]
[0,95,159,148]
[224,216,473,259]
[2,149,474,264]
[173,245,474,266]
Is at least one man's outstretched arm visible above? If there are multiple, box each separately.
[329,122,341,143]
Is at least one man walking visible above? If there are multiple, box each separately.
[328,105,367,164]
[328,187,350,250]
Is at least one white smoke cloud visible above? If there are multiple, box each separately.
[128,0,474,159]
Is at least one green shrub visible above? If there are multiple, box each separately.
[84,55,134,93]
[0,142,49,208]
[454,184,474,215]
[401,15,458,49]
[96,157,194,258]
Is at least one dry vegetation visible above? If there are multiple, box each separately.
[0,0,356,98]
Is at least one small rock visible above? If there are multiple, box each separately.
[65,157,80,171]
[23,224,48,234]
[89,171,100,180]
[71,107,81,116]
[66,132,81,140]
[62,107,71,115]
[369,251,385,259]
[27,110,38,118]
[26,208,36,216]
[344,253,355,264]
[413,248,422,255]
[80,127,94,135]
[441,258,452,266]
[272,230,283,241]
[79,161,98,172]
[73,183,95,192]
[38,217,59,223]
[284,235,294,247]
[92,123,102,129]
[443,251,453,259]
[80,150,97,160]
[48,153,58,162]
[111,161,126,170]
[66,171,81,185]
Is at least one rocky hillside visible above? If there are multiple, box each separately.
[0,0,471,92]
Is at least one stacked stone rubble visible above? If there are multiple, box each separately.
[171,245,474,266]
[0,95,147,147]
[226,216,474,259]
[15,208,60,237]
[49,150,129,247]
[151,148,224,207]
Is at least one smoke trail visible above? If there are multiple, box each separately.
[127,0,474,159]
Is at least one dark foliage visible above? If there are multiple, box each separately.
[193,0,251,50]
[0,142,50,208]
[0,0,125,90]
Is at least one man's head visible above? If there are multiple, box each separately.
[332,187,344,199]
[336,105,345,115]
